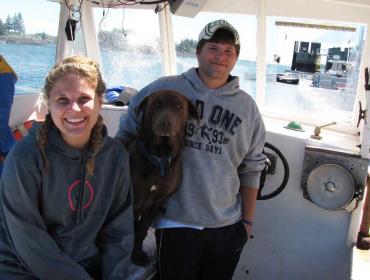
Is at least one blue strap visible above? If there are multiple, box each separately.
[138,140,174,177]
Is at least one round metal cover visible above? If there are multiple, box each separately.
[306,163,355,210]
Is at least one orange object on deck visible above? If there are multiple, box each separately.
[12,120,33,141]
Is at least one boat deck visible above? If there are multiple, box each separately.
[351,247,370,280]
[127,228,157,280]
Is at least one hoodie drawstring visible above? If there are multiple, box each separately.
[76,156,87,224]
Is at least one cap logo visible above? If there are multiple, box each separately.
[198,19,240,46]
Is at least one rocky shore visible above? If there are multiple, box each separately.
[0,34,56,46]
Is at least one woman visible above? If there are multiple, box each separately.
[0,56,133,279]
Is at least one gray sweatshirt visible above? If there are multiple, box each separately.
[116,68,266,228]
[0,124,133,279]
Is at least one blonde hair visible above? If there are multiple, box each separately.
[37,56,106,176]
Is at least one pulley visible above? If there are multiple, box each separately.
[306,163,355,210]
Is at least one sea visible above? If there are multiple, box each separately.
[0,43,288,95]
[0,43,356,124]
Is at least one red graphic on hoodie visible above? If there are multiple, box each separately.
[67,180,94,211]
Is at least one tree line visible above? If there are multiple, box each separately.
[98,29,197,56]
[0,13,25,35]
[0,12,197,52]
[176,38,197,55]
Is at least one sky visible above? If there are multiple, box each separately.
[1,0,363,64]
[0,0,59,35]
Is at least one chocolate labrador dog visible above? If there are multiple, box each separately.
[129,90,198,266]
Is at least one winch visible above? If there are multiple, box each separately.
[301,146,368,210]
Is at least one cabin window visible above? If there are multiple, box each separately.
[0,0,60,94]
[265,17,366,127]
[172,12,258,99]
[93,7,164,91]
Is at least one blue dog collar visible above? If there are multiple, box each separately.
[138,140,176,177]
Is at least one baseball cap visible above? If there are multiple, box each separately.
[198,19,240,46]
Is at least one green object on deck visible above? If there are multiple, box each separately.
[284,121,304,132]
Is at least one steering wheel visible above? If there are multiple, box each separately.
[257,142,290,200]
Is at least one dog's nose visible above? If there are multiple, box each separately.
[160,120,172,127]
[154,119,176,137]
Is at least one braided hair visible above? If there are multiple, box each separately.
[37,56,106,176]
[86,114,104,176]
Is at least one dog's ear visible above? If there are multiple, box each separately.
[135,95,149,115]
[187,100,200,123]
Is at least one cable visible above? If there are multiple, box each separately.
[68,0,169,48]
[86,0,168,8]
[63,0,82,35]
[155,1,168,13]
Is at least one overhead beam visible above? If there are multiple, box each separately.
[275,21,356,32]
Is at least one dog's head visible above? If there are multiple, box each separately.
[137,90,198,143]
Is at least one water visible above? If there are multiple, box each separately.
[176,55,290,100]
[0,43,356,124]
[101,49,166,91]
[0,43,287,96]
[0,43,56,94]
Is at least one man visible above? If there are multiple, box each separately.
[116,19,266,280]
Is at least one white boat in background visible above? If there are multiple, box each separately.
[276,72,300,84]
[2,0,370,279]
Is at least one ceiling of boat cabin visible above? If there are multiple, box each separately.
[52,0,370,24]
[203,0,370,23]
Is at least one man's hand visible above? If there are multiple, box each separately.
[242,218,253,238]
[243,223,252,237]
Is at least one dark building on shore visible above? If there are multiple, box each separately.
[325,47,349,71]
[291,40,350,73]
[291,41,321,73]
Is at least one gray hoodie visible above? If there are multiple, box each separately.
[116,68,266,228]
[0,123,133,279]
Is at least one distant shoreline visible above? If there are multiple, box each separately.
[0,34,56,46]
